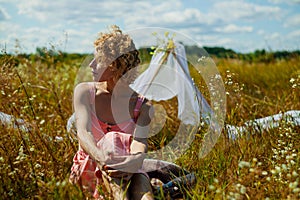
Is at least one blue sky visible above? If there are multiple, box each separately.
[0,0,299,54]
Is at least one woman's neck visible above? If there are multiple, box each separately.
[106,78,132,98]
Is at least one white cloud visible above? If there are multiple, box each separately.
[215,24,253,33]
[268,0,300,5]
[268,32,281,40]
[288,29,300,38]
[123,1,211,29]
[212,1,282,22]
[284,14,300,27]
[257,29,266,35]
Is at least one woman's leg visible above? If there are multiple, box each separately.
[129,173,154,200]
[101,173,130,200]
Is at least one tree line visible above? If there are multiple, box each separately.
[1,45,300,64]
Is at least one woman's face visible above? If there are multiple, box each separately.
[89,54,114,82]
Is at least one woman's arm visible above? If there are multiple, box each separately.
[73,83,106,164]
[131,99,154,154]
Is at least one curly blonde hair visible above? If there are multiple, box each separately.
[94,25,140,83]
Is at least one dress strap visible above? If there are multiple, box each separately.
[133,96,145,122]
[89,83,95,104]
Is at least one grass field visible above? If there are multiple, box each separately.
[0,51,299,199]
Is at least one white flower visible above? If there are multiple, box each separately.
[35,163,41,169]
[289,181,298,189]
[290,78,295,83]
[240,185,246,194]
[55,136,63,142]
[275,166,281,173]
[238,161,251,168]
[292,188,300,193]
[262,171,268,176]
[281,164,288,171]
[214,178,219,184]
[292,171,298,177]
[208,185,216,191]
[290,160,296,165]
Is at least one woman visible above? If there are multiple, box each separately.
[69,25,154,200]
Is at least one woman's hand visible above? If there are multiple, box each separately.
[105,152,146,173]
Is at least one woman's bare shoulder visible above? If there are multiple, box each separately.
[74,82,93,96]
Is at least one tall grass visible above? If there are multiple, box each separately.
[0,52,299,199]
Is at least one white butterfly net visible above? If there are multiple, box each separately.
[130,42,213,126]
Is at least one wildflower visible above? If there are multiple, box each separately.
[197,56,206,62]
[275,166,281,173]
[215,189,221,194]
[286,155,292,160]
[55,136,63,142]
[40,119,45,125]
[240,185,246,194]
[290,160,296,165]
[262,171,268,176]
[293,188,300,193]
[281,164,288,171]
[238,161,251,168]
[213,178,219,184]
[35,163,41,169]
[292,171,298,177]
[215,74,221,80]
[208,185,216,191]
[61,180,67,187]
[289,181,298,189]
[290,78,295,83]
